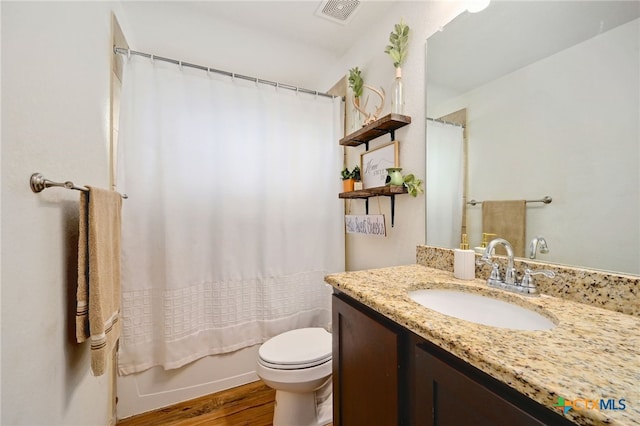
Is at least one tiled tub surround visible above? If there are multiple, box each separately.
[417,245,640,317]
[325,263,640,425]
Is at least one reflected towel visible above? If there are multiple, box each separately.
[482,200,526,257]
[76,186,123,376]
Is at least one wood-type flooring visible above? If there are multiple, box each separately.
[116,381,277,426]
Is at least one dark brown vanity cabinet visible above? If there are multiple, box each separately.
[332,292,408,426]
[332,292,575,426]
[414,339,551,425]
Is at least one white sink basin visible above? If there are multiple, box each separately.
[408,289,556,331]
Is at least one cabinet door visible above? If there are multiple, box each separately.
[414,343,545,426]
[333,294,400,426]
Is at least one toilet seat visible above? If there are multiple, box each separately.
[258,327,331,370]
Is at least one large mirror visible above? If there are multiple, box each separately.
[426,1,640,275]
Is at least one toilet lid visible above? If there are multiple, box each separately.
[259,328,332,369]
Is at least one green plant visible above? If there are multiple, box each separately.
[340,166,361,181]
[341,167,352,180]
[384,18,410,68]
[403,174,424,197]
[348,67,364,98]
[351,165,361,182]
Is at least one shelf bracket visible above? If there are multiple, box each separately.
[366,196,394,227]
[390,195,396,227]
[390,130,395,141]
[364,141,369,151]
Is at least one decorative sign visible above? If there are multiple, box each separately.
[345,215,387,237]
[360,141,399,189]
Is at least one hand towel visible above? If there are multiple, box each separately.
[482,200,526,257]
[76,186,123,376]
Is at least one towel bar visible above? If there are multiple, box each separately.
[467,196,551,206]
[30,172,128,198]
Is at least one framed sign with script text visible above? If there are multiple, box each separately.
[360,141,399,189]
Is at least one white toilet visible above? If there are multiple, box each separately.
[256,327,333,426]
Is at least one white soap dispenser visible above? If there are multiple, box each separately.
[454,234,476,280]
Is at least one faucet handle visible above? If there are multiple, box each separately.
[477,252,501,267]
[479,261,501,287]
[476,256,492,266]
[476,257,502,286]
[520,268,556,294]
[488,262,501,284]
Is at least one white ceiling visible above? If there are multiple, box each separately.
[179,0,399,58]
[122,1,639,93]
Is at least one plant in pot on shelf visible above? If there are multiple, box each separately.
[341,166,362,192]
[385,168,424,197]
[384,18,410,114]
[341,167,355,192]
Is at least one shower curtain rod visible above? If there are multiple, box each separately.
[427,117,465,128]
[114,47,338,100]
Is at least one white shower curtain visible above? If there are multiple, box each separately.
[426,120,465,248]
[116,56,344,374]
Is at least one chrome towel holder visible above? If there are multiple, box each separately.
[467,196,551,206]
[30,172,128,198]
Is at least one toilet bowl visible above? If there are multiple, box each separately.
[256,327,333,426]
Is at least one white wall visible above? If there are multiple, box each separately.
[321,1,467,271]
[432,18,640,274]
[1,2,124,424]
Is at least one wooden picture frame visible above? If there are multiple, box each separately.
[360,141,399,189]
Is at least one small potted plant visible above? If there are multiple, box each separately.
[385,168,424,196]
[341,167,355,192]
[341,166,363,192]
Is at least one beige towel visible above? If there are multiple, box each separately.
[482,200,526,257]
[76,186,123,376]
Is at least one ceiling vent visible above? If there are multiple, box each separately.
[315,0,361,25]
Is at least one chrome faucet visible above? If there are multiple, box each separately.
[477,238,555,296]
[480,238,517,285]
[529,236,549,259]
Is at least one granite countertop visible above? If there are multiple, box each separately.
[325,264,640,425]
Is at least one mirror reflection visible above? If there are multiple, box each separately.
[426,1,639,275]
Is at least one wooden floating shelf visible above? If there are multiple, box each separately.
[339,113,411,147]
[339,185,407,199]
